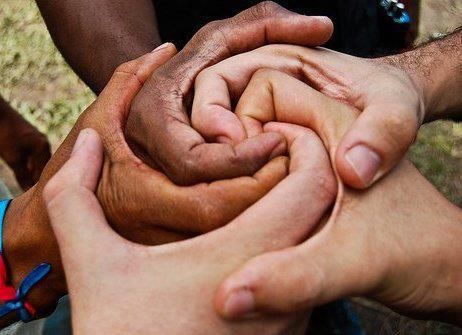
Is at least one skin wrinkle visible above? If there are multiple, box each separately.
[299,53,354,104]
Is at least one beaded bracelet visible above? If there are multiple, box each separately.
[0,199,51,322]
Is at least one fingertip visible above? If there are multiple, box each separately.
[219,288,256,320]
[70,128,102,157]
[215,269,259,320]
[152,42,177,54]
[314,16,334,38]
[286,14,334,46]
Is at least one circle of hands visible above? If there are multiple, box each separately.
[33,3,461,334]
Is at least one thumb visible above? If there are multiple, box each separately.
[336,98,421,189]
[215,234,380,319]
[43,128,118,260]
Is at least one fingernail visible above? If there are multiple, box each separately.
[152,42,171,52]
[345,145,381,186]
[223,289,255,318]
[72,129,90,156]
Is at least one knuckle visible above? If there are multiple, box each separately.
[114,61,133,74]
[244,257,269,287]
[197,203,227,232]
[192,104,215,126]
[96,163,131,225]
[194,69,209,83]
[315,172,337,203]
[43,174,67,204]
[197,20,224,40]
[255,250,315,310]
[203,19,223,32]
[166,159,201,186]
[226,151,247,169]
[208,25,232,53]
[183,189,229,233]
[253,68,277,81]
[44,184,82,212]
[250,1,283,19]
[381,109,418,152]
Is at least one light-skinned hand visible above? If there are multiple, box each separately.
[213,70,462,326]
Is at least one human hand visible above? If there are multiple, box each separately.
[0,98,51,190]
[192,44,425,189]
[37,46,288,244]
[1,47,289,325]
[213,70,462,326]
[125,2,333,185]
[44,123,336,334]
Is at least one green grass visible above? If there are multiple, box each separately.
[0,0,460,205]
[409,122,462,206]
[0,0,94,145]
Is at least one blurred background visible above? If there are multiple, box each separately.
[0,0,461,334]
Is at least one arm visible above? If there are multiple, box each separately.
[43,125,335,334]
[0,96,50,190]
[36,0,161,93]
[211,69,462,326]
[381,27,462,122]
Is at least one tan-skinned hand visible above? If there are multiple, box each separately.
[192,45,424,189]
[211,69,462,326]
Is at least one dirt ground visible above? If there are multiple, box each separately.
[0,0,461,333]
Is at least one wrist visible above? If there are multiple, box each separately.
[379,31,462,123]
[2,189,64,323]
[377,48,435,123]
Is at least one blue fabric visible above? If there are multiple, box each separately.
[0,199,12,253]
[0,263,51,322]
[0,198,52,322]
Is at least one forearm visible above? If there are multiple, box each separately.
[1,188,64,328]
[380,28,462,122]
[36,0,162,93]
[0,122,87,327]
